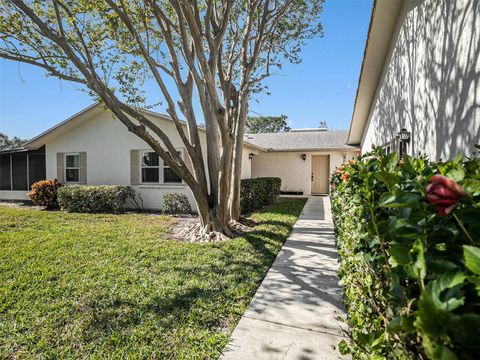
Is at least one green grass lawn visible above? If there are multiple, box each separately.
[0,199,305,359]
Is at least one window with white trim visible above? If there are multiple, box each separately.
[65,153,80,183]
[140,151,160,183]
[140,150,183,184]
[163,150,183,183]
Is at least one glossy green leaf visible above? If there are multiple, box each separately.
[463,245,480,275]
[378,191,422,208]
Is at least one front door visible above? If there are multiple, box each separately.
[311,155,330,193]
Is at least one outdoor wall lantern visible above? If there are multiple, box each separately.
[397,128,411,143]
[397,128,411,156]
[248,153,255,160]
[301,154,307,161]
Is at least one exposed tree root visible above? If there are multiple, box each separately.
[175,219,254,243]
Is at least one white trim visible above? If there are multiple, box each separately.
[26,154,30,189]
[64,152,81,184]
[163,149,183,185]
[139,149,161,184]
[136,184,186,189]
[139,149,184,185]
[9,155,13,191]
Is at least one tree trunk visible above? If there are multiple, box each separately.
[191,185,234,240]
[229,96,249,221]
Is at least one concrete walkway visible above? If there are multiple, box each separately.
[221,196,347,360]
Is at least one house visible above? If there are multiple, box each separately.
[246,130,358,194]
[348,0,480,160]
[0,104,358,209]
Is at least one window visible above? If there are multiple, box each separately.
[164,151,182,184]
[139,150,183,184]
[141,151,160,183]
[65,153,80,183]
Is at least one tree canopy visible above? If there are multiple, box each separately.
[0,0,324,239]
[246,115,290,133]
[0,132,27,150]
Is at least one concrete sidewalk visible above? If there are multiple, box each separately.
[221,196,347,360]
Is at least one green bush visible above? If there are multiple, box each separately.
[162,192,192,214]
[28,179,62,209]
[240,177,281,213]
[58,185,134,214]
[331,149,480,359]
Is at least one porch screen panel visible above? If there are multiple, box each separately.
[28,153,46,187]
[0,155,11,190]
[11,154,28,190]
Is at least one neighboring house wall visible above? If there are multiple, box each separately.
[241,146,258,179]
[251,150,358,195]
[362,0,480,160]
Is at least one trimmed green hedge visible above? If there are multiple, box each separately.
[162,192,192,214]
[58,185,134,214]
[240,177,281,213]
[330,149,480,359]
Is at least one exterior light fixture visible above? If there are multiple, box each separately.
[398,128,411,142]
[248,153,255,160]
[397,128,411,156]
[301,154,307,161]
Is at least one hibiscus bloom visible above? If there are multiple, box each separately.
[425,175,466,216]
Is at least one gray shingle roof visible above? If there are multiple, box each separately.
[244,130,358,151]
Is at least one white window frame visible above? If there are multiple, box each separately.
[163,149,183,184]
[64,152,80,183]
[139,149,184,185]
[140,150,161,184]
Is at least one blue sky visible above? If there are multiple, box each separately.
[0,0,373,139]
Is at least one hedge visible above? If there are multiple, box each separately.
[162,192,192,214]
[240,177,281,213]
[58,185,134,214]
[330,149,480,359]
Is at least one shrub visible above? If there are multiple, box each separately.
[28,179,62,209]
[162,192,192,214]
[58,185,134,214]
[240,177,281,213]
[331,149,480,359]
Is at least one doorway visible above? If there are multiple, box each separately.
[311,155,330,194]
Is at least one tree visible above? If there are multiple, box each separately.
[246,115,290,133]
[0,132,27,150]
[319,120,328,129]
[0,0,323,240]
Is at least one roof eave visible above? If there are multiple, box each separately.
[23,102,267,151]
[347,0,405,146]
[264,146,360,153]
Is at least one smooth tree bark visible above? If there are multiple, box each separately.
[0,0,323,239]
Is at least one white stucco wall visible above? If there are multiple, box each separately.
[43,110,252,210]
[362,0,480,160]
[251,150,358,195]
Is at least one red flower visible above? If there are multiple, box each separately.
[425,175,466,216]
[341,173,349,183]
